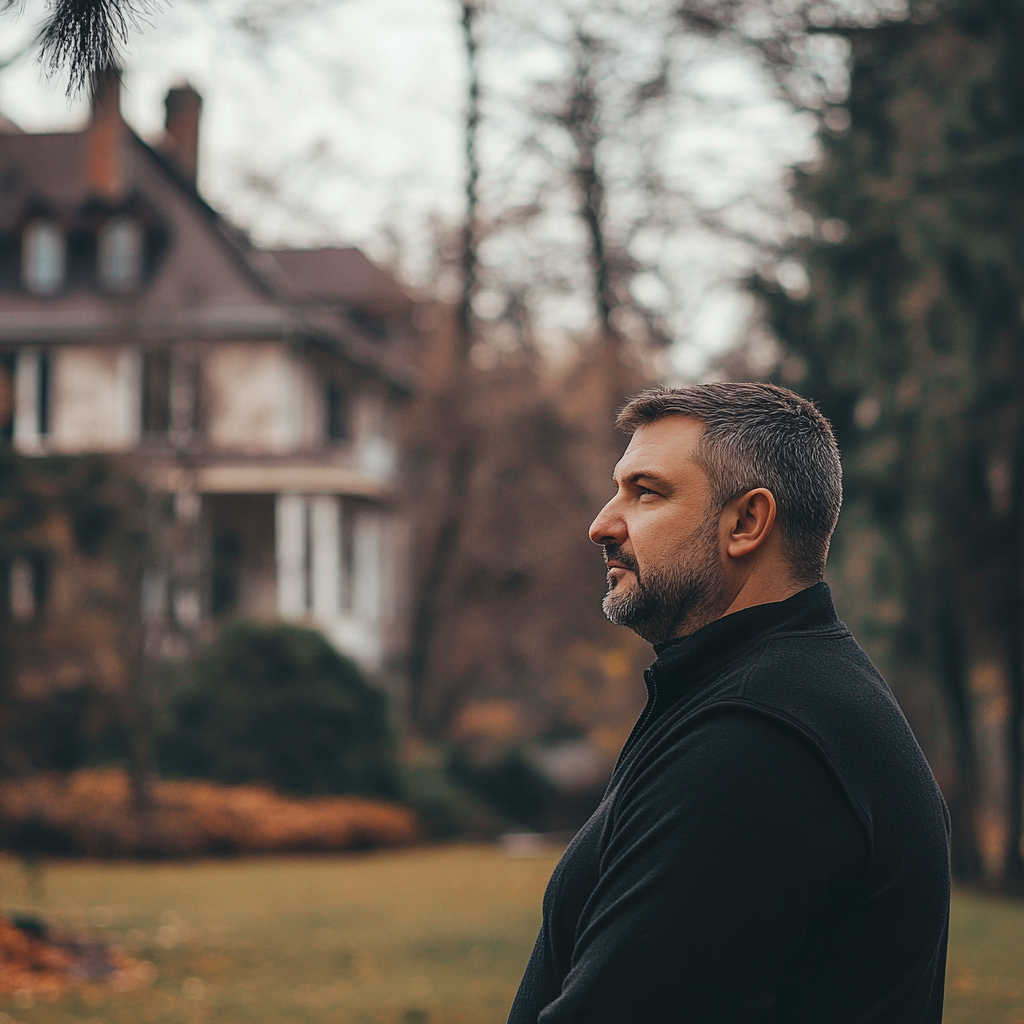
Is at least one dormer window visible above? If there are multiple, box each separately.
[98,216,143,293]
[21,220,66,295]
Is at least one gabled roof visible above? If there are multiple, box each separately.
[253,248,413,316]
[0,133,90,228]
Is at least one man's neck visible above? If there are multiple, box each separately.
[670,571,806,642]
[722,575,805,619]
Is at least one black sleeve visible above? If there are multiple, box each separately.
[537,711,867,1024]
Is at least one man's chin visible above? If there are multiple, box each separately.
[602,590,624,619]
[604,607,673,644]
[602,591,659,636]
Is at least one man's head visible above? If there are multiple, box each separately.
[589,383,842,644]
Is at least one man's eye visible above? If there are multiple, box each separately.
[638,487,657,499]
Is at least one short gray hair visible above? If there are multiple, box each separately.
[616,383,842,583]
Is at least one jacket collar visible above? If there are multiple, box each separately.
[650,582,840,701]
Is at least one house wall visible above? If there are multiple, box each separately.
[9,340,400,480]
[203,342,302,453]
[2,344,408,697]
[50,346,140,452]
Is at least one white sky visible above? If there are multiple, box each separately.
[0,0,820,377]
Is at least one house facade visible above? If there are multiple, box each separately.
[0,71,415,696]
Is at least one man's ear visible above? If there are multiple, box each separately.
[723,488,777,561]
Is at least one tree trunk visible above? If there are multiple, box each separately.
[1004,429,1024,889]
[457,0,481,363]
[406,0,481,728]
[935,596,984,880]
[561,31,616,348]
[406,439,473,729]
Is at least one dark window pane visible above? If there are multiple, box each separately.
[326,383,348,441]
[0,355,14,443]
[37,353,49,437]
[211,529,241,615]
[142,351,171,434]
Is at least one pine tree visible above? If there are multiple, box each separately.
[764,1,1024,887]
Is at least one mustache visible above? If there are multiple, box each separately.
[603,544,640,576]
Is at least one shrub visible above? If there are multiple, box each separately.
[160,622,399,798]
[397,744,505,839]
[0,769,418,857]
[447,745,555,831]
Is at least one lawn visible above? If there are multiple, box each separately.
[1,845,1022,1024]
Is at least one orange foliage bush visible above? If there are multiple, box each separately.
[0,914,72,998]
[0,769,419,857]
[0,913,153,998]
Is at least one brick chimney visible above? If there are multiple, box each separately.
[86,67,125,199]
[162,85,202,187]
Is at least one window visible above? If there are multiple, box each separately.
[98,216,143,293]
[142,351,172,434]
[0,355,14,444]
[6,555,46,623]
[37,353,50,438]
[10,351,49,449]
[211,528,241,616]
[326,382,348,441]
[21,220,66,295]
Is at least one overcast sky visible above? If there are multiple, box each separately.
[0,0,819,376]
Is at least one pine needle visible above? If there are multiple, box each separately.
[37,0,158,96]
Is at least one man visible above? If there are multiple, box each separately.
[509,383,950,1024]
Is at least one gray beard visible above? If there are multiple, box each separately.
[601,516,727,644]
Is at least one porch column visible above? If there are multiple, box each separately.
[13,350,42,452]
[114,347,141,447]
[310,494,340,622]
[353,508,381,623]
[275,492,306,618]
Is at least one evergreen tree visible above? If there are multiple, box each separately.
[763,1,1024,887]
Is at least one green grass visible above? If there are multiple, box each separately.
[1,847,1022,1024]
[0,845,556,1024]
[945,889,1024,1024]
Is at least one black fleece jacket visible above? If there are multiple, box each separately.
[509,583,950,1024]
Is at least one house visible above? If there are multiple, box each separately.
[0,70,416,699]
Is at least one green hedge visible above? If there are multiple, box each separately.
[160,622,399,799]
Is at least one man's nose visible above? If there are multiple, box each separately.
[589,499,626,546]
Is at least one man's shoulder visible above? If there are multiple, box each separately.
[741,624,889,707]
[717,628,946,846]
[678,616,891,727]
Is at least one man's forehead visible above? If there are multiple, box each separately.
[616,416,704,477]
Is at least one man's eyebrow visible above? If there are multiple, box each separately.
[617,469,673,490]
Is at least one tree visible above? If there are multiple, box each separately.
[483,0,684,420]
[2,0,142,94]
[404,0,484,728]
[402,0,672,741]
[0,451,156,805]
[757,1,1024,888]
